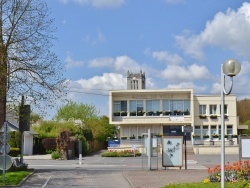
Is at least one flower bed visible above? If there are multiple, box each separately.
[204,160,250,183]
[102,149,142,157]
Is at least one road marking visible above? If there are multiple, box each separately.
[42,175,51,188]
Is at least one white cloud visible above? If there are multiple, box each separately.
[152,50,184,65]
[66,73,126,96]
[160,64,211,81]
[166,82,207,93]
[65,54,85,68]
[176,2,250,60]
[89,55,145,74]
[58,0,125,8]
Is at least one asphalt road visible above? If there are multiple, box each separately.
[19,153,240,188]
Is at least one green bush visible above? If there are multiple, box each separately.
[42,138,57,151]
[101,150,141,157]
[10,158,28,171]
[8,132,17,147]
[9,148,20,157]
[46,150,55,154]
[51,151,61,160]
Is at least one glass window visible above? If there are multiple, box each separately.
[194,126,201,135]
[184,100,190,112]
[114,101,121,112]
[199,105,206,114]
[203,126,209,135]
[129,100,143,114]
[210,105,217,114]
[171,100,183,111]
[227,125,233,135]
[220,105,228,115]
[210,125,216,135]
[163,100,170,111]
[121,101,127,111]
[146,100,160,112]
[130,101,136,112]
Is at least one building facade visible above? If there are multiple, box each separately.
[109,72,239,145]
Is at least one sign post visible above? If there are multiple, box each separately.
[182,125,193,170]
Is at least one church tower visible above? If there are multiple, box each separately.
[127,70,146,90]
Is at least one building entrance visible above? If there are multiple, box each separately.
[163,125,191,141]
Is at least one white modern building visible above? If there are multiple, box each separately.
[109,71,239,145]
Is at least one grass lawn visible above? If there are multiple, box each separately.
[0,170,32,186]
[163,181,250,188]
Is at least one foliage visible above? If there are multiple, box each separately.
[101,149,141,157]
[10,158,28,171]
[0,171,31,186]
[206,160,250,183]
[237,98,250,123]
[0,0,65,129]
[42,138,57,151]
[30,112,42,124]
[56,129,75,160]
[32,121,77,138]
[8,131,17,148]
[121,136,127,140]
[14,131,21,149]
[192,134,200,138]
[9,148,20,157]
[51,151,61,160]
[54,100,99,123]
[241,120,250,135]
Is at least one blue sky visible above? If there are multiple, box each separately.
[44,0,250,119]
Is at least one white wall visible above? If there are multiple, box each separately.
[24,133,33,156]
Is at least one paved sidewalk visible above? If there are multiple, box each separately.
[123,169,207,188]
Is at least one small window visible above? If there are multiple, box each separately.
[199,105,206,114]
[209,105,217,114]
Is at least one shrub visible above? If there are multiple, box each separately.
[51,151,61,160]
[9,148,20,157]
[102,149,141,157]
[10,158,28,171]
[8,131,17,147]
[42,138,57,151]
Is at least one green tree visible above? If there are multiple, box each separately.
[0,0,65,129]
[32,121,78,138]
[54,100,99,125]
[237,98,250,123]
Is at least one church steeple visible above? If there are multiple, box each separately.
[127,70,145,90]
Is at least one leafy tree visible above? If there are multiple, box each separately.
[32,121,78,138]
[0,0,65,129]
[237,98,250,123]
[30,112,42,124]
[54,101,115,141]
[54,100,99,124]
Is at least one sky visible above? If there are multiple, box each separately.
[44,0,250,120]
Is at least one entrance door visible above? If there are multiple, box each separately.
[163,125,191,140]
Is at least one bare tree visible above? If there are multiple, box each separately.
[0,0,65,128]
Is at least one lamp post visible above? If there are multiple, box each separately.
[221,59,241,188]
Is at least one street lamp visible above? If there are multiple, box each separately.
[221,58,241,188]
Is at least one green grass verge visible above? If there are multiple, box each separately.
[0,170,32,186]
[163,181,250,188]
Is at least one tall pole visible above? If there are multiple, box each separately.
[20,96,24,164]
[221,64,225,188]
